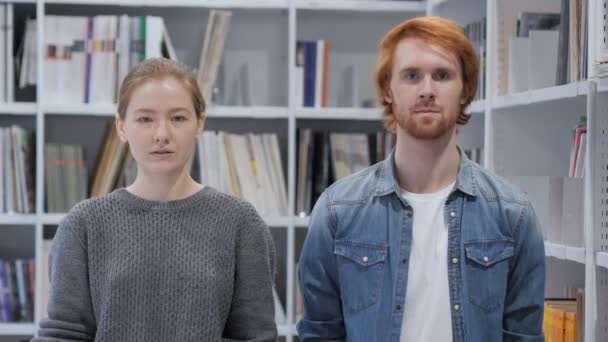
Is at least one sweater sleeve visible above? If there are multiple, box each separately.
[222,202,277,342]
[33,209,96,341]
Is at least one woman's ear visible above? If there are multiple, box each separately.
[115,114,128,143]
[196,113,206,137]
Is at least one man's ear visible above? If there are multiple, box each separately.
[384,89,393,104]
[115,114,128,143]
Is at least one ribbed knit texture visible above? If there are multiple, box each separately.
[33,187,277,342]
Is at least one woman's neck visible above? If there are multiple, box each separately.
[126,168,203,202]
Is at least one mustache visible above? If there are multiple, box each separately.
[411,106,442,112]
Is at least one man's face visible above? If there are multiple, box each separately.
[386,37,465,140]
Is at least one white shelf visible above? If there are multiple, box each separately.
[294,216,309,227]
[43,0,426,11]
[0,323,35,336]
[493,82,584,109]
[595,77,608,93]
[43,104,288,119]
[0,102,37,116]
[295,0,426,12]
[0,0,36,3]
[41,213,65,225]
[467,99,485,114]
[264,217,291,227]
[45,0,289,8]
[277,323,296,336]
[44,103,116,116]
[296,107,381,121]
[544,241,586,264]
[0,214,37,225]
[206,106,288,119]
[597,252,608,269]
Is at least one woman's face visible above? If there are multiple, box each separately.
[116,77,205,177]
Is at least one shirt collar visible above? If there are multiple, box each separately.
[374,145,478,197]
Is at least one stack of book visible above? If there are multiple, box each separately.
[44,143,87,213]
[568,116,586,178]
[295,40,330,108]
[544,289,584,342]
[18,15,176,104]
[1,126,34,214]
[197,131,288,218]
[0,4,15,102]
[464,17,486,101]
[0,259,35,323]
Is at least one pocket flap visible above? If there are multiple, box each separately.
[465,240,514,267]
[334,240,388,266]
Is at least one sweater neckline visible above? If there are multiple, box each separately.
[113,186,213,211]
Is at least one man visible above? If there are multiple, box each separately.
[297,16,545,342]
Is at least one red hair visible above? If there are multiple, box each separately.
[117,58,205,120]
[374,16,478,133]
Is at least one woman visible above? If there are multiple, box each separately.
[34,58,277,341]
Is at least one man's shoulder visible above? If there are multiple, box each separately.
[324,161,384,204]
[468,161,529,207]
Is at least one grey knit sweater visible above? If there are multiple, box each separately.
[33,187,277,342]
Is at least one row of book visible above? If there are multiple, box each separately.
[1,125,35,214]
[0,4,15,102]
[464,17,486,101]
[499,0,589,95]
[19,15,176,104]
[544,289,584,342]
[45,123,135,213]
[0,259,35,323]
[295,129,484,216]
[296,130,395,216]
[295,40,329,108]
[197,131,288,218]
[44,143,87,213]
[568,116,586,178]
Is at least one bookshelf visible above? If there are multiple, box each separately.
[0,103,36,115]
[598,252,608,269]
[0,0,606,341]
[0,323,35,336]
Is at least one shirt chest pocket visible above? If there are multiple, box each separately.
[334,240,388,314]
[464,240,514,312]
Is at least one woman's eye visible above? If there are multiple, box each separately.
[173,116,187,122]
[137,117,152,123]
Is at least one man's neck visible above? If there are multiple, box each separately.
[394,128,460,194]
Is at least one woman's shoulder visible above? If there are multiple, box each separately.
[62,190,126,223]
[201,187,255,211]
[199,187,264,224]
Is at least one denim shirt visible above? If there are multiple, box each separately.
[296,147,545,342]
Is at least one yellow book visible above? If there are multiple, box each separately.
[543,304,551,337]
[554,309,565,341]
[564,311,577,342]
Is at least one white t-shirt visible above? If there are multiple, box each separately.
[399,181,455,342]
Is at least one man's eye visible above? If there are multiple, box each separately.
[402,71,419,80]
[435,71,450,81]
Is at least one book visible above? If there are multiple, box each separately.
[197,10,232,105]
[516,12,560,37]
